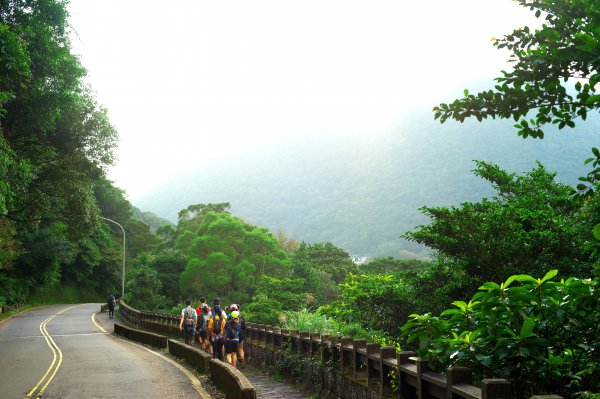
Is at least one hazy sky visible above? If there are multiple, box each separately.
[67,0,536,200]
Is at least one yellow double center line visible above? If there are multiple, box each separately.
[25,305,79,399]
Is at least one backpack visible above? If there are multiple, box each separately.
[225,321,240,340]
[184,307,196,327]
[107,295,115,306]
[198,313,210,331]
[212,315,222,334]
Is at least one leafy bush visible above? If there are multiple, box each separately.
[319,273,416,337]
[402,271,599,398]
[125,264,165,310]
[244,275,311,325]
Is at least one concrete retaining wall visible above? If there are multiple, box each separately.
[114,322,167,349]
[209,358,256,399]
[168,339,212,374]
[114,306,256,399]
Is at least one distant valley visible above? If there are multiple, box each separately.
[134,109,597,258]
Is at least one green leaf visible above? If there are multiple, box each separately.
[441,309,463,316]
[480,281,501,291]
[548,355,564,366]
[540,269,558,284]
[593,224,600,241]
[503,275,519,288]
[585,94,600,105]
[518,317,535,340]
[451,301,468,311]
[511,274,538,284]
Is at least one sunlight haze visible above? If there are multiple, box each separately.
[67,0,536,199]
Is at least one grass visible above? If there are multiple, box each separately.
[28,282,103,304]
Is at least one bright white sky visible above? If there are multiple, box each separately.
[67,0,536,200]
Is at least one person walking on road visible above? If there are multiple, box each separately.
[107,293,116,319]
[179,299,197,346]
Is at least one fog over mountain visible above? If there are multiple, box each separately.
[135,109,597,258]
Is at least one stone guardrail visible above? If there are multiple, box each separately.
[116,300,256,399]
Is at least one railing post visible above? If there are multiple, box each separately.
[258,324,267,347]
[341,337,354,375]
[273,327,282,349]
[447,366,472,399]
[300,331,310,355]
[398,352,417,399]
[290,330,300,352]
[353,339,367,381]
[280,328,289,348]
[380,346,396,397]
[310,332,321,358]
[482,379,512,399]
[321,333,331,366]
[266,325,274,350]
[417,359,430,399]
[366,343,380,387]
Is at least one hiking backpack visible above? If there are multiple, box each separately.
[212,315,222,334]
[198,313,210,331]
[184,307,196,327]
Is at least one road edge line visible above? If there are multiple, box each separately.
[0,305,43,326]
[90,312,211,399]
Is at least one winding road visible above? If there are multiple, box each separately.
[0,303,209,399]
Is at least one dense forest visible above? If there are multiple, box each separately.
[1,1,598,398]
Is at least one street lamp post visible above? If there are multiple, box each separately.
[99,216,126,299]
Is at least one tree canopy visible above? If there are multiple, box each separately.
[0,0,122,304]
[177,207,290,304]
[404,161,596,285]
[433,0,600,140]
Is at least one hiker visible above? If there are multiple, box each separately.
[211,297,227,318]
[197,296,211,314]
[228,304,246,367]
[107,293,116,319]
[179,299,197,346]
[208,304,226,360]
[224,311,241,367]
[196,303,212,354]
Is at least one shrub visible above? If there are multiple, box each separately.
[402,271,599,398]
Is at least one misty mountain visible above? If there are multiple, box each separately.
[134,109,597,258]
[131,206,173,232]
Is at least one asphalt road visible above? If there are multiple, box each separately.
[0,304,209,399]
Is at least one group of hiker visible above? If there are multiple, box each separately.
[179,297,246,368]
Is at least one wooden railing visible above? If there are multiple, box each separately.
[244,323,516,399]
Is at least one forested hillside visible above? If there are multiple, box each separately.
[135,109,596,257]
